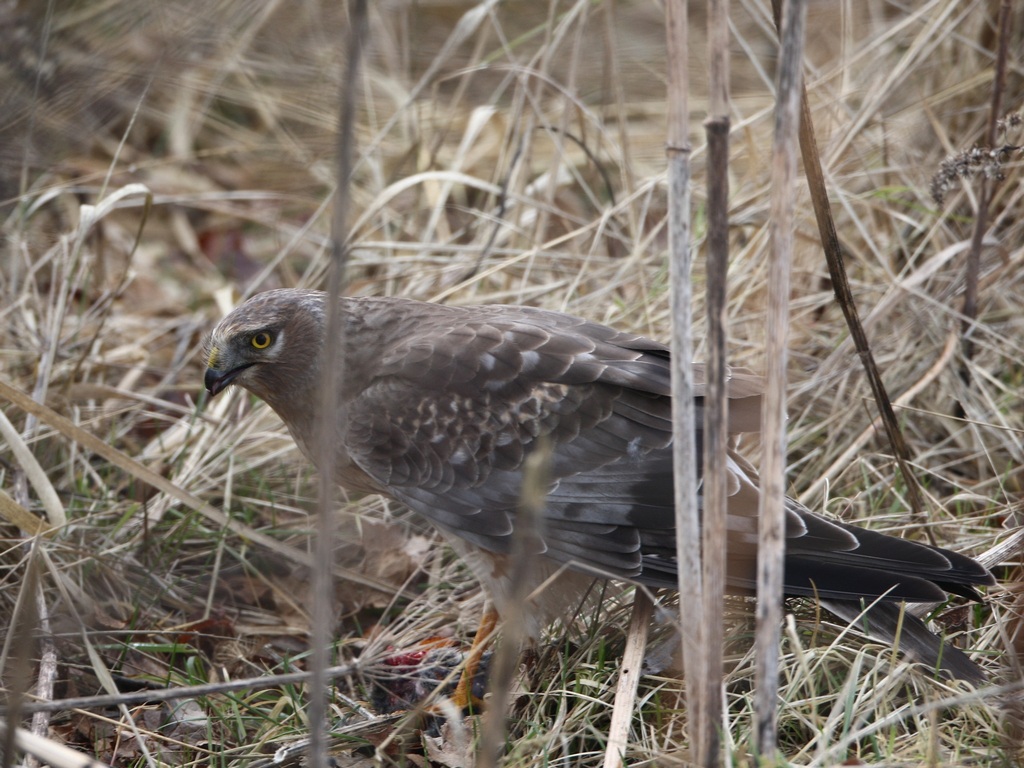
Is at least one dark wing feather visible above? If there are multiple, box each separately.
[822,599,986,684]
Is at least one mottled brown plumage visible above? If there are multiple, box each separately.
[205,289,994,681]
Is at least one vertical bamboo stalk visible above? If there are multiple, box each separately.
[755,0,807,757]
[663,0,702,756]
[701,0,731,764]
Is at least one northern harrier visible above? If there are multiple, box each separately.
[204,289,994,682]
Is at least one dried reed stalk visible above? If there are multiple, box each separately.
[755,0,808,757]
[310,3,369,765]
[663,0,703,759]
[601,590,654,768]
[700,0,732,764]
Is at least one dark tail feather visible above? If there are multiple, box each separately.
[821,598,985,684]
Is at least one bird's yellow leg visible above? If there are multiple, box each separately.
[452,607,499,710]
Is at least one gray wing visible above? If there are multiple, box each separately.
[344,303,992,600]
[344,304,773,585]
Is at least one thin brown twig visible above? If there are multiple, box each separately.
[782,6,934,544]
[1,662,364,717]
[961,0,1013,364]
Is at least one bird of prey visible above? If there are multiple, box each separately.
[204,288,994,682]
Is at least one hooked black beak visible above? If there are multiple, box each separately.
[205,364,251,397]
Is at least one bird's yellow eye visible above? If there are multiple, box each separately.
[251,331,273,350]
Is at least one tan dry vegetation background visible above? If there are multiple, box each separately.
[0,0,1022,765]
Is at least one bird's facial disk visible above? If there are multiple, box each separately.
[205,328,280,396]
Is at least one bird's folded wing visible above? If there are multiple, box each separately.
[343,307,768,581]
[343,304,992,603]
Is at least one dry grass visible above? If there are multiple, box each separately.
[1,0,1022,765]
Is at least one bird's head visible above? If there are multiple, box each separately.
[204,289,326,407]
